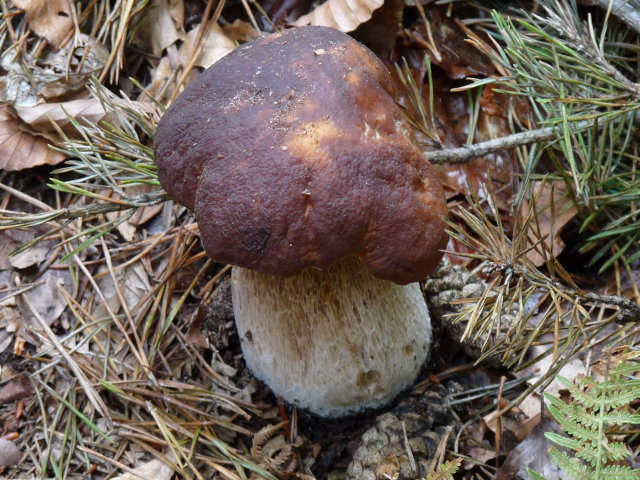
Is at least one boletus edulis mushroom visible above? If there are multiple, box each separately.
[154,26,448,417]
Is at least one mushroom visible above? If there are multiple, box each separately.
[154,26,448,417]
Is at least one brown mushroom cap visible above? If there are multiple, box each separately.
[154,26,447,284]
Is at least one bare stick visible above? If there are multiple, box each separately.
[424,125,560,164]
[582,291,640,322]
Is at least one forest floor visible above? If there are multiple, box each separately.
[0,0,639,479]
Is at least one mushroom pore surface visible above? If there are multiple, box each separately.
[154,26,448,417]
[154,26,448,284]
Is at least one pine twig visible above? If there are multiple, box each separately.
[581,291,640,322]
[424,125,560,164]
[425,102,640,164]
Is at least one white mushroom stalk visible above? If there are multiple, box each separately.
[232,256,432,417]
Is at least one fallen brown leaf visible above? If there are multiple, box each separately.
[187,306,209,349]
[349,0,403,57]
[523,180,579,266]
[0,229,55,270]
[181,21,236,69]
[0,376,35,404]
[12,0,75,48]
[8,244,49,270]
[431,83,518,210]
[496,416,572,480]
[135,0,185,58]
[92,262,151,322]
[145,52,178,102]
[222,19,260,43]
[0,437,21,467]
[146,21,235,99]
[0,104,66,171]
[484,394,541,441]
[0,236,15,271]
[25,269,72,326]
[0,330,13,355]
[413,8,495,80]
[0,34,108,107]
[519,345,587,400]
[292,0,384,32]
[15,99,107,135]
[105,184,164,241]
[111,458,174,480]
[0,293,22,356]
[462,420,496,470]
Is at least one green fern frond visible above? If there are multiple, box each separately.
[549,445,640,480]
[544,432,599,464]
[533,352,640,480]
[600,464,640,479]
[548,449,595,480]
[425,458,462,480]
[570,375,640,411]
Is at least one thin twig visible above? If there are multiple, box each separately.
[425,107,640,164]
[581,291,640,321]
[424,125,560,164]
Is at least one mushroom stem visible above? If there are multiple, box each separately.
[231,255,432,417]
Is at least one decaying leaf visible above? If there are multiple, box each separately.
[0,331,13,355]
[106,184,164,241]
[0,437,22,467]
[12,0,75,48]
[348,0,403,57]
[519,345,587,399]
[25,270,72,327]
[223,19,260,43]
[135,0,185,58]
[0,376,35,404]
[0,234,18,271]
[8,243,49,270]
[111,458,174,480]
[146,51,178,101]
[0,272,22,341]
[15,99,108,135]
[523,181,579,267]
[187,306,209,349]
[181,21,236,69]
[0,34,108,107]
[292,0,384,32]
[92,262,151,323]
[484,393,541,442]
[0,229,54,270]
[0,104,66,171]
[463,420,496,468]
[146,21,236,99]
[410,8,495,80]
[122,264,152,310]
[496,417,572,480]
